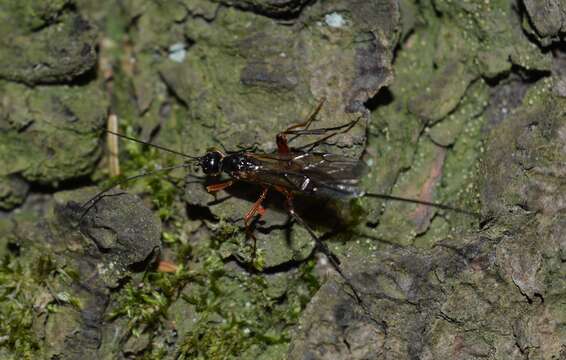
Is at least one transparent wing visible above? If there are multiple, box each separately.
[246,152,367,198]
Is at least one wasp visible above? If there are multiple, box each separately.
[79,98,476,298]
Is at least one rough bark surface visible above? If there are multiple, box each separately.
[0,0,565,359]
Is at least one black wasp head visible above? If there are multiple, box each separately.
[200,150,224,176]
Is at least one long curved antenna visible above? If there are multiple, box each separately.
[79,163,190,223]
[364,192,480,218]
[106,130,200,160]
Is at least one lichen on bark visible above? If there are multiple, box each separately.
[0,0,565,359]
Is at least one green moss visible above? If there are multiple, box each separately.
[92,163,319,358]
[354,0,493,248]
[0,9,98,84]
[177,259,319,359]
[0,81,107,185]
[0,256,42,357]
[0,176,29,210]
[108,274,177,338]
[0,0,70,33]
[433,0,551,74]
[0,247,63,358]
[103,221,319,358]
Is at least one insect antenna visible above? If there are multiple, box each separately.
[79,130,201,224]
[79,163,191,224]
[106,130,200,160]
[364,192,480,218]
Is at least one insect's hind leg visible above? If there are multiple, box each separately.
[277,97,326,154]
[294,116,361,153]
[285,97,327,133]
[274,186,368,308]
[277,101,363,153]
[276,187,341,266]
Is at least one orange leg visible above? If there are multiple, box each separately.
[244,187,269,256]
[277,97,326,154]
[206,180,234,193]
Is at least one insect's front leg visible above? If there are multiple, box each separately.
[206,180,234,193]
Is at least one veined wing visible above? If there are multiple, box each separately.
[245,152,367,198]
